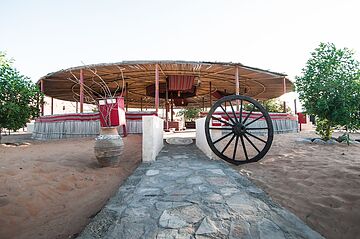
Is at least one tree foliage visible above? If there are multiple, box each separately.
[0,52,43,134]
[177,107,201,122]
[295,43,360,140]
[243,99,290,113]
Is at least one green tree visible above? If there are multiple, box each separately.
[0,52,43,141]
[177,107,201,122]
[295,43,360,140]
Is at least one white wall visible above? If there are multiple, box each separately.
[142,116,164,162]
[195,117,220,160]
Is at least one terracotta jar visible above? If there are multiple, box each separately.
[94,127,124,167]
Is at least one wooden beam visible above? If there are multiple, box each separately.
[80,69,84,113]
[283,77,286,112]
[155,64,160,113]
[202,97,205,111]
[126,82,129,111]
[235,66,240,111]
[165,80,169,130]
[209,81,212,108]
[40,79,44,116]
[51,97,54,115]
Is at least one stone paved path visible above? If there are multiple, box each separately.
[78,143,324,239]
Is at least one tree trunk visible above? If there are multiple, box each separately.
[326,123,332,141]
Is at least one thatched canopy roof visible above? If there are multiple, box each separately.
[38,60,293,108]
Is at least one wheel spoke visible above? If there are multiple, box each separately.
[244,133,260,153]
[209,127,233,130]
[239,99,243,123]
[245,115,264,126]
[221,134,236,154]
[213,131,233,144]
[229,101,238,123]
[246,127,269,130]
[211,116,233,127]
[232,135,239,161]
[219,105,236,125]
[240,134,249,160]
[245,131,267,144]
[242,104,255,124]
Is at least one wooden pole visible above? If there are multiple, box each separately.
[50,97,53,115]
[155,64,160,113]
[283,77,286,113]
[126,82,129,111]
[140,97,143,111]
[235,66,240,111]
[202,97,205,111]
[76,102,78,113]
[209,81,212,109]
[79,69,84,113]
[165,80,169,130]
[170,98,174,121]
[40,80,44,116]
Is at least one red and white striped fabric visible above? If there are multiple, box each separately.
[200,111,298,126]
[35,113,100,123]
[168,75,195,91]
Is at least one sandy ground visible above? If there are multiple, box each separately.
[239,131,360,239]
[0,135,141,239]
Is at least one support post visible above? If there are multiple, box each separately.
[165,80,169,130]
[170,98,174,121]
[140,97,143,111]
[40,80,44,116]
[126,82,129,111]
[51,97,54,115]
[235,66,240,110]
[283,77,286,113]
[202,97,205,111]
[80,69,84,113]
[155,64,160,113]
[209,81,212,109]
[76,102,78,113]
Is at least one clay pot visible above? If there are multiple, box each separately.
[94,127,124,167]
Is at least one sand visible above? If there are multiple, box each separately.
[0,135,141,239]
[1,131,360,239]
[239,131,360,239]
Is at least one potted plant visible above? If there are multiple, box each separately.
[94,98,125,167]
[68,67,125,167]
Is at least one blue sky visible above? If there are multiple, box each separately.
[1,0,359,82]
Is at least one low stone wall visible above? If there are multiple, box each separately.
[195,118,220,160]
[196,112,298,158]
[142,116,164,162]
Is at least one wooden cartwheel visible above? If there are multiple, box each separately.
[205,95,274,165]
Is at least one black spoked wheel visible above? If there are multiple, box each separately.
[205,95,273,165]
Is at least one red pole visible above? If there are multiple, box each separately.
[155,64,159,113]
[40,79,44,116]
[235,66,240,110]
[126,82,129,112]
[209,81,212,109]
[51,97,54,115]
[283,77,286,113]
[80,69,84,113]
